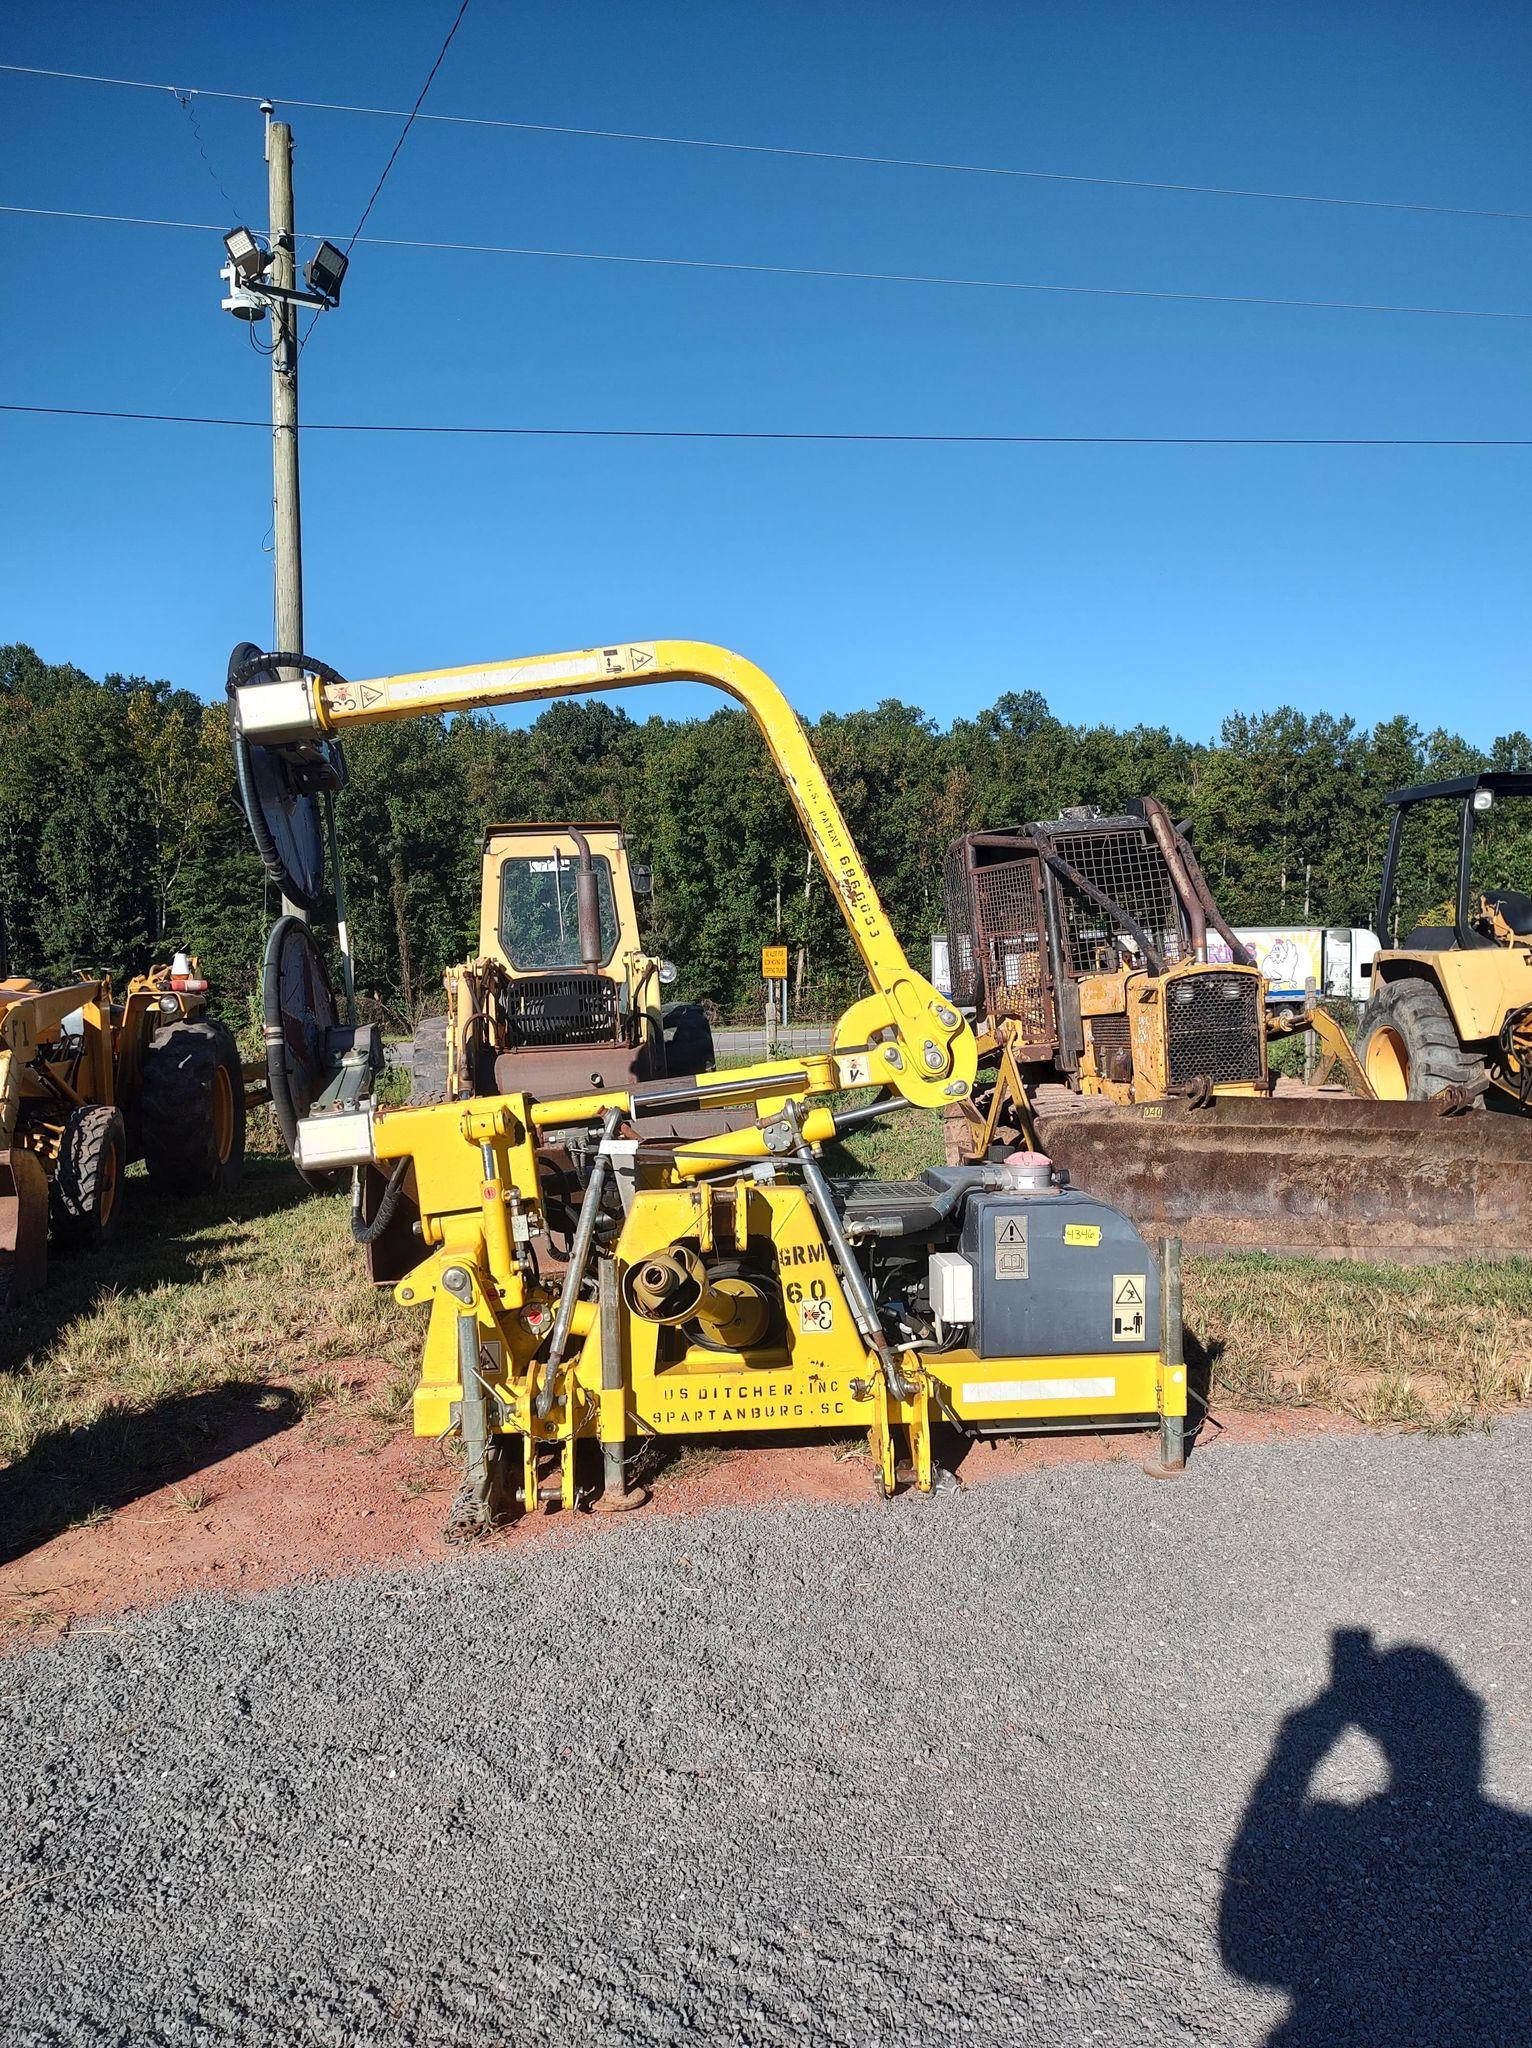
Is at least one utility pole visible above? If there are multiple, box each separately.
[264,105,303,665]
[266,115,305,923]
[219,113,351,982]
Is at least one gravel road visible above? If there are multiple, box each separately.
[3,1423,1528,2046]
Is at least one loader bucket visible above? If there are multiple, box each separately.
[0,1146,49,1307]
[1033,1095,1532,1264]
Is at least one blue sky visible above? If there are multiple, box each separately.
[2,1,1528,743]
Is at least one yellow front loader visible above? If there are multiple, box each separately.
[425,820,716,1115]
[232,639,1189,1531]
[1359,771,1532,1112]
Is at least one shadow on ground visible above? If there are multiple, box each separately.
[1185,1325,1221,1445]
[1221,1627,1531,2045]
[0,1159,315,1375]
[0,1380,303,1566]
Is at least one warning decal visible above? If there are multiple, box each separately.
[360,683,384,708]
[1111,1272,1148,1344]
[602,644,657,677]
[994,1214,1029,1281]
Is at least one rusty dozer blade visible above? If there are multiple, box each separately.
[1034,1095,1532,1264]
[0,1146,49,1308]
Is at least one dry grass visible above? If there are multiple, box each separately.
[823,1105,947,1182]
[5,1118,1528,1495]
[0,1160,418,1471]
[1186,1255,1532,1432]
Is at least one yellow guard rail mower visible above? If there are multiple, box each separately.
[231,640,1189,1531]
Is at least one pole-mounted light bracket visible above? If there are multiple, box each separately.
[218,225,347,319]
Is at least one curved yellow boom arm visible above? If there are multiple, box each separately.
[235,638,972,1102]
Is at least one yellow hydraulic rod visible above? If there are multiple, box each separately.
[234,639,974,1106]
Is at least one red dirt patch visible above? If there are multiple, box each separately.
[0,1370,1359,1652]
[0,1359,452,1649]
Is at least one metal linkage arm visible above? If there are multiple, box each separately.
[234,639,974,1106]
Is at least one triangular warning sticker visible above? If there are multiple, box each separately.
[997,1217,1026,1245]
[1113,1276,1144,1306]
[360,684,384,707]
[629,646,654,670]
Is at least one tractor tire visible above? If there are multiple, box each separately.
[51,1104,127,1254]
[140,1018,247,1196]
[1357,977,1488,1104]
[661,1001,715,1080]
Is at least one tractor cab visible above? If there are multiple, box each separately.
[1361,772,1532,1106]
[446,824,714,1102]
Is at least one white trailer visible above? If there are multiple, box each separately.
[1215,926,1379,1007]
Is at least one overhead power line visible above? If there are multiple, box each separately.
[171,88,243,216]
[298,0,471,352]
[3,404,1528,447]
[341,0,470,254]
[3,205,1527,323]
[2,61,1527,226]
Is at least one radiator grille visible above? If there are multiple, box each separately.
[1165,971,1264,1086]
[1087,1011,1132,1084]
[503,973,618,1048]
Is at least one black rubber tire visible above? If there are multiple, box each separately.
[51,1104,127,1253]
[660,1001,715,1080]
[408,1025,451,1106]
[261,915,343,1191]
[1356,976,1488,1103]
[140,1018,247,1196]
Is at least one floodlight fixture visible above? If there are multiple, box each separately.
[303,239,349,307]
[223,226,269,283]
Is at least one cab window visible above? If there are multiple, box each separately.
[497,853,620,969]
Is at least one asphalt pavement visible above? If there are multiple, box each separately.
[3,1421,1528,2046]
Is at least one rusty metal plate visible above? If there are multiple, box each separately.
[1036,1095,1532,1263]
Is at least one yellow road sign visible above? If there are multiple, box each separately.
[762,945,788,980]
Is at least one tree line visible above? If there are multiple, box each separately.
[1,641,1527,1028]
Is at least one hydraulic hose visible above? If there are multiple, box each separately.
[536,1106,624,1418]
[350,1158,410,1245]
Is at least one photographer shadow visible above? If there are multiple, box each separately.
[1220,1628,1530,2046]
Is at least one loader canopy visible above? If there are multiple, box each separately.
[1378,772,1532,952]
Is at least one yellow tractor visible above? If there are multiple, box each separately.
[418,822,715,1111]
[1358,771,1532,1111]
[232,639,1191,1531]
[0,955,251,1308]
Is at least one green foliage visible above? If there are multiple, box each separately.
[2,641,1528,1024]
